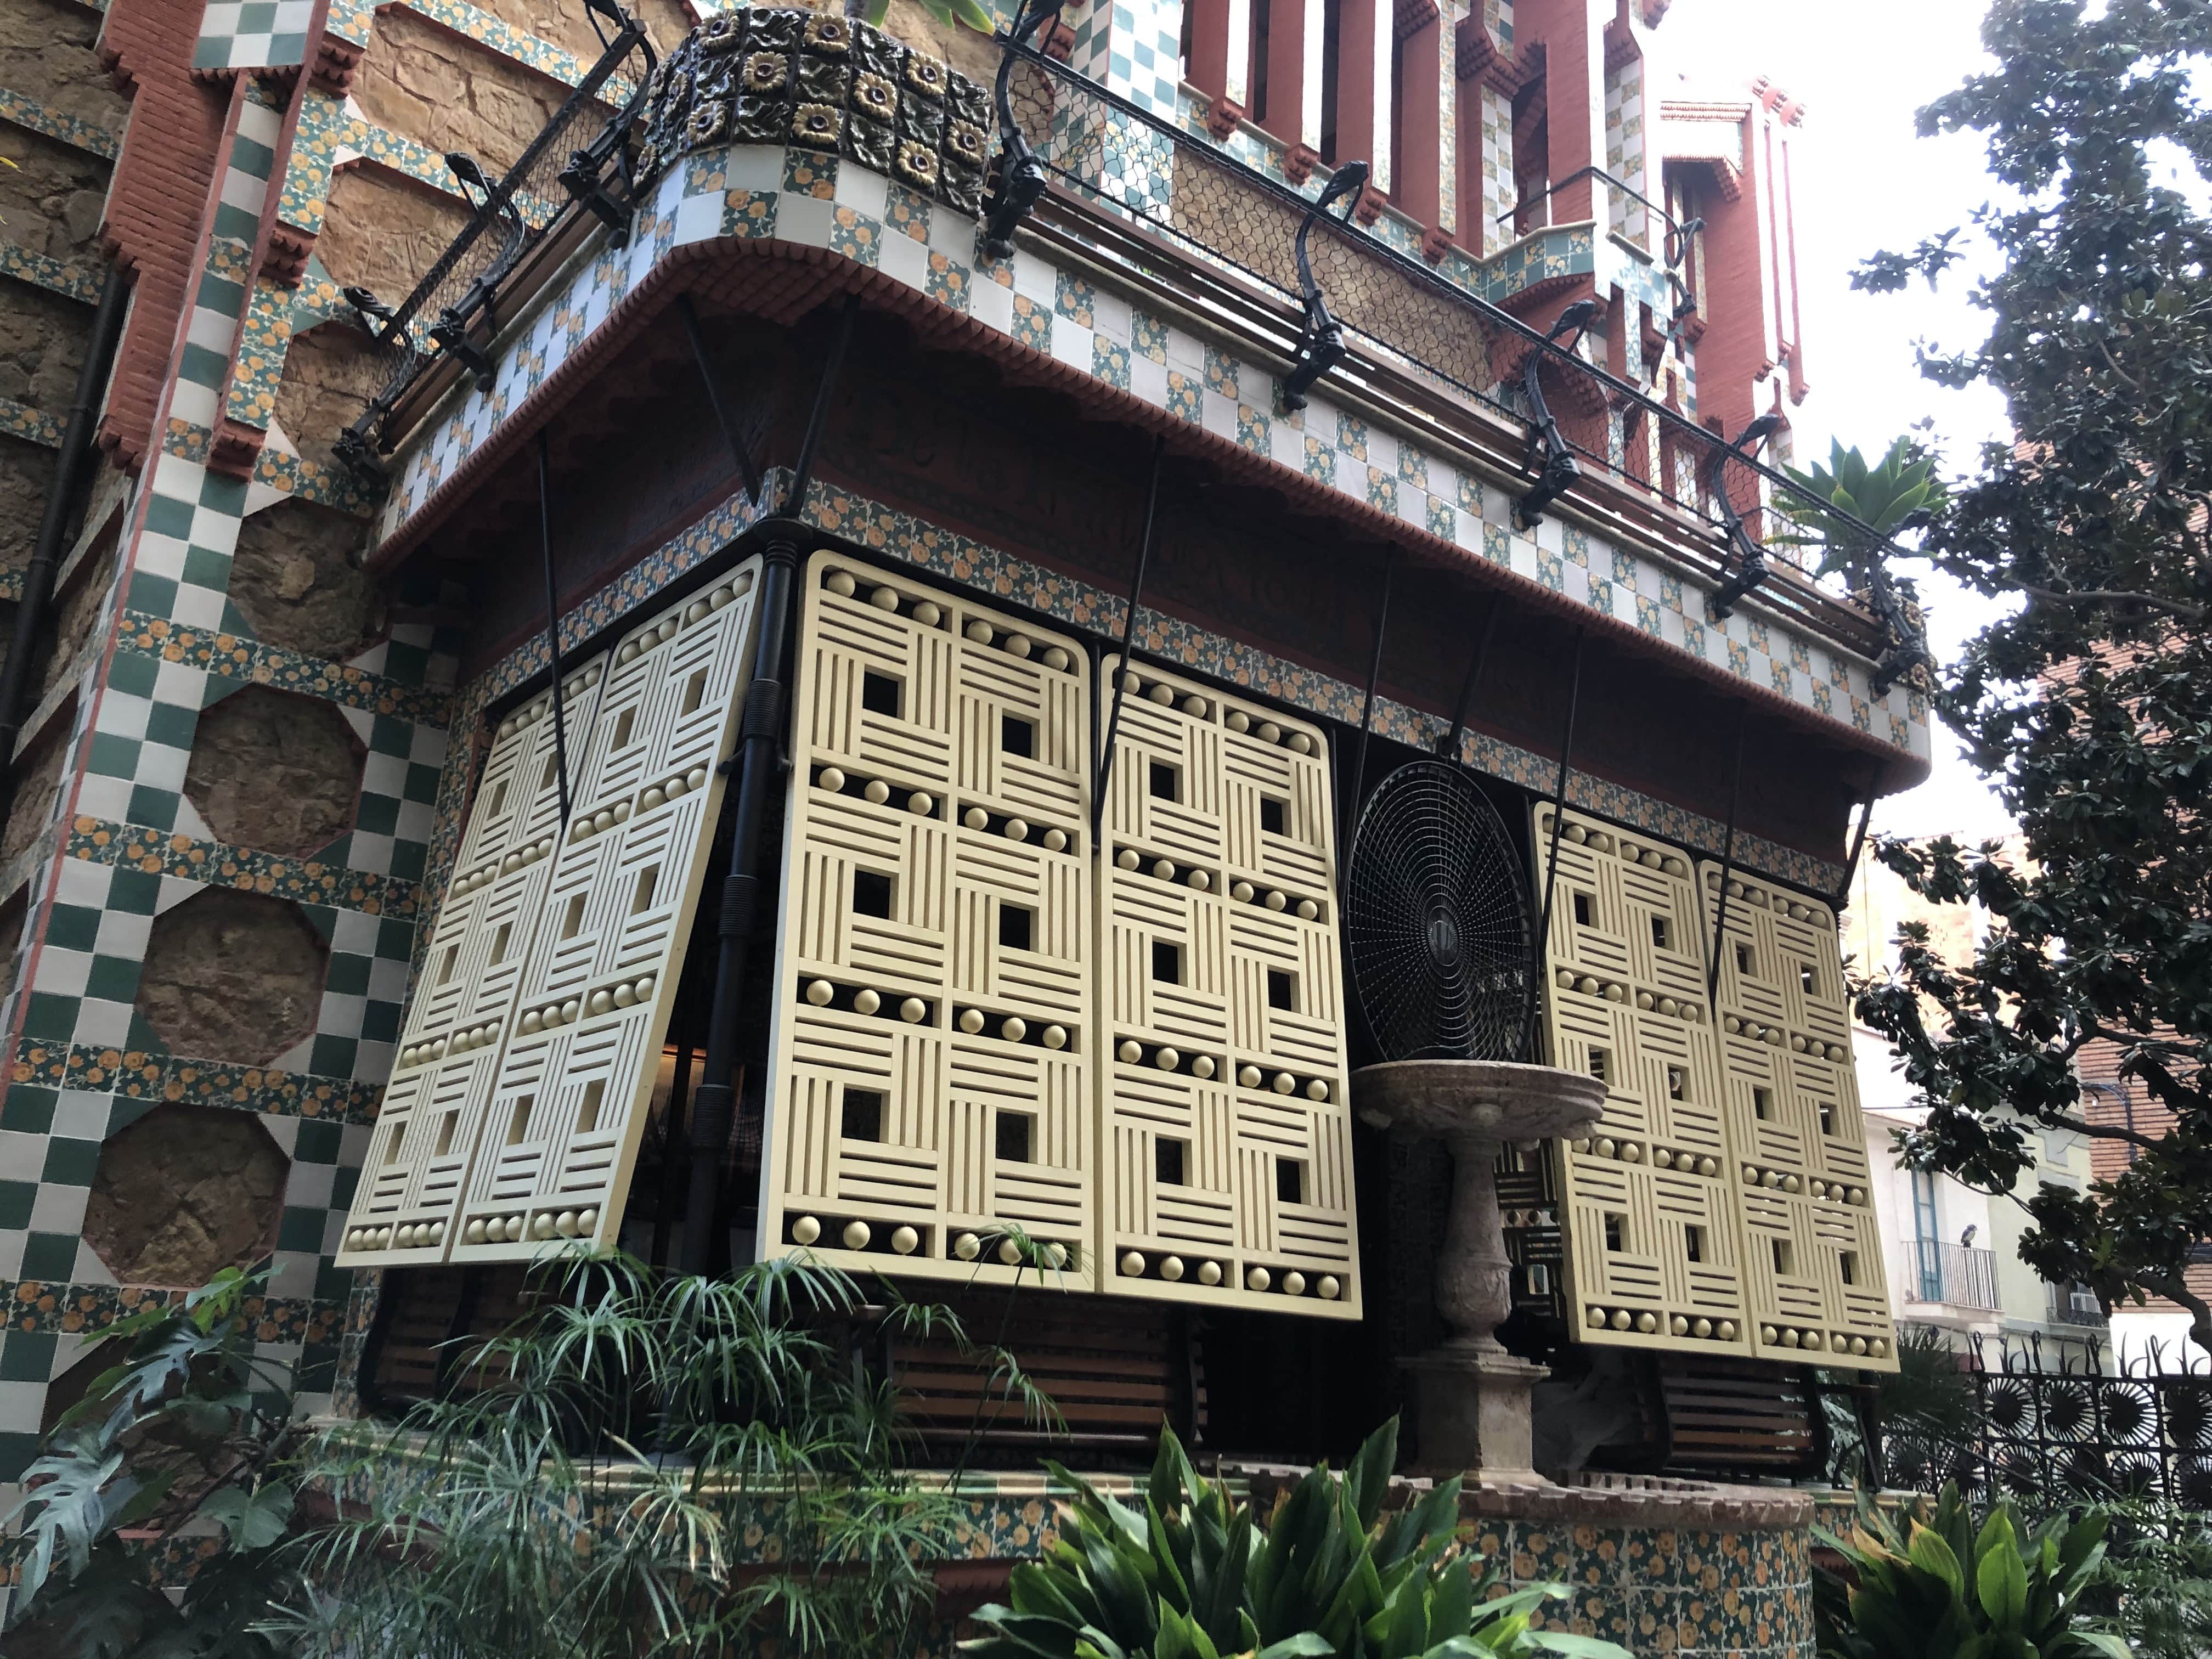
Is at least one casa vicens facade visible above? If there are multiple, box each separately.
[0,0,1929,1650]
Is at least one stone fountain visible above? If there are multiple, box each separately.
[1353,1059,1606,1485]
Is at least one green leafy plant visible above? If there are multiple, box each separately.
[2074,1494,2212,1659]
[276,1249,1060,1658]
[1774,436,1945,580]
[1814,1482,2131,1659]
[965,1416,1628,1659]
[0,1266,300,1656]
[865,0,1001,41]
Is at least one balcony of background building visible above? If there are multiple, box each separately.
[2049,1282,2108,1328]
[1905,1238,2000,1315]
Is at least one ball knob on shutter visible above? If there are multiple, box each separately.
[966,620,992,643]
[872,586,901,612]
[1120,1251,1146,1276]
[1006,635,1032,658]
[1043,647,1069,670]
[792,1216,822,1244]
[1610,1310,1633,1330]
[1636,1313,1657,1333]
[556,1211,580,1237]
[1119,1040,1142,1064]
[533,1214,557,1239]
[1001,1017,1025,1042]
[1283,1272,1306,1296]
[827,571,856,596]
[842,1221,872,1250]
[1153,859,1175,881]
[1272,1072,1295,1094]
[913,601,939,626]
[901,998,927,1023]
[1043,829,1067,852]
[1239,1065,1262,1088]
[1226,712,1249,732]
[806,980,835,1006]
[1118,849,1139,871]
[953,1232,980,1260]
[1232,881,1254,902]
[1155,1048,1180,1071]
[466,1220,488,1244]
[1318,1276,1340,1300]
[997,1238,1023,1265]
[1160,1256,1184,1282]
[1718,1321,1737,1341]
[1006,819,1028,842]
[854,989,881,1015]
[1198,1261,1222,1285]
[1042,1025,1067,1049]
[1043,1243,1067,1267]
[958,1008,985,1035]
[1692,1318,1712,1338]
[964,808,988,831]
[1190,1056,1215,1080]
[909,792,934,815]
[1246,1267,1271,1291]
[1588,1307,1608,1327]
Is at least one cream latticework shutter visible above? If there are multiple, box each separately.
[337,563,762,1266]
[760,554,1097,1288]
[1528,806,1894,1369]
[1096,659,1358,1319]
[338,669,605,1265]
[1699,865,1895,1369]
[1535,808,1748,1353]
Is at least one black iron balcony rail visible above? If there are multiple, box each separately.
[322,5,1926,681]
[989,35,1920,651]
[333,5,656,489]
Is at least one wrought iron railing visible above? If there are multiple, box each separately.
[332,7,656,488]
[1884,1336,2212,1510]
[1906,1238,2000,1311]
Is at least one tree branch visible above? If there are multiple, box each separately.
[2035,1108,2170,1153]
[2019,583,2207,622]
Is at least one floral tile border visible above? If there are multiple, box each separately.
[0,84,119,159]
[10,1036,384,1125]
[113,610,453,728]
[65,817,422,921]
[0,238,105,305]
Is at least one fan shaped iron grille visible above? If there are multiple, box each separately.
[1346,761,1536,1062]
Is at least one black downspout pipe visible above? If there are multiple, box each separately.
[1525,626,1585,1062]
[0,266,129,853]
[678,297,857,1276]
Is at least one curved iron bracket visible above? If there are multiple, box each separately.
[981,0,1063,260]
[428,151,529,392]
[1278,160,1369,412]
[1703,411,1784,619]
[561,1,654,245]
[1514,297,1597,529]
[1863,560,1933,697]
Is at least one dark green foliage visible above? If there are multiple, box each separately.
[2076,1495,2212,1659]
[964,1417,1629,1659]
[1814,1483,2131,1659]
[0,1266,297,1657]
[1845,0,2212,1350]
[278,1250,1057,1657]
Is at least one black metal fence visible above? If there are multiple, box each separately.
[1885,1336,2212,1510]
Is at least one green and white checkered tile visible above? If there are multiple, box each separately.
[193,0,319,72]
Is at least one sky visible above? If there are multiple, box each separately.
[1656,0,2022,844]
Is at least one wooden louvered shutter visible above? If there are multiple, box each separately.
[1095,658,1358,1319]
[336,563,761,1265]
[1529,806,1895,1370]
[760,553,1097,1287]
[1698,865,1894,1368]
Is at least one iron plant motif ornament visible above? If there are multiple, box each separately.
[635,8,996,218]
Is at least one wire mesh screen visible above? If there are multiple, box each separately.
[1344,761,1536,1062]
[351,27,651,454]
[1883,1336,2212,1509]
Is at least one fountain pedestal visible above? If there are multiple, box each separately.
[1353,1059,1606,1485]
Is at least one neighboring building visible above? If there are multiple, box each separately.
[2,0,1939,1620]
[1844,846,2110,1370]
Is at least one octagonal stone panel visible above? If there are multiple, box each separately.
[136,887,328,1065]
[183,684,364,856]
[228,498,384,663]
[84,1103,289,1288]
